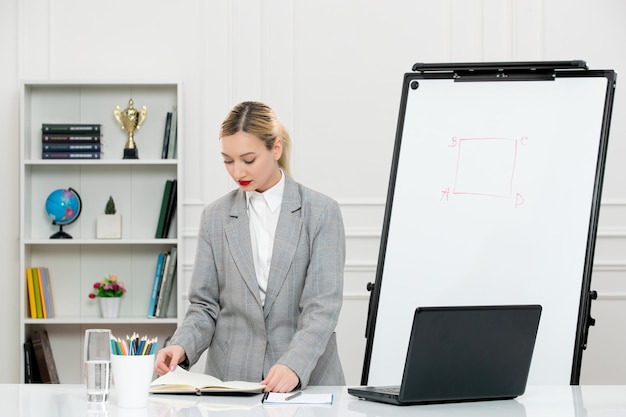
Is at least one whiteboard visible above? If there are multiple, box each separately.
[364,67,616,386]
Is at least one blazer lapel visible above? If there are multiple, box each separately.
[264,177,303,317]
[224,191,262,306]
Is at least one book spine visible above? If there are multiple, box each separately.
[23,340,35,383]
[42,134,101,143]
[31,330,60,383]
[42,330,60,383]
[154,251,172,317]
[42,151,101,159]
[37,267,48,319]
[162,179,177,238]
[42,123,101,134]
[147,252,166,318]
[161,112,172,159]
[155,180,174,238]
[26,268,37,318]
[167,106,178,159]
[32,268,43,318]
[156,247,177,318]
[25,338,42,383]
[42,143,101,152]
[40,267,54,318]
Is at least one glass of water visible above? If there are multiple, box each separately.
[84,329,112,402]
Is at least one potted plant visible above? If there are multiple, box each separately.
[88,274,127,318]
[97,195,122,239]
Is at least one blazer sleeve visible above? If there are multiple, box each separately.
[277,197,345,386]
[169,204,221,366]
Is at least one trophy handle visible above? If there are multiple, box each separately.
[114,106,124,130]
[137,106,148,129]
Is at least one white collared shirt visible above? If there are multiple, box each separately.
[245,170,285,305]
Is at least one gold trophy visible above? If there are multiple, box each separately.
[114,99,147,159]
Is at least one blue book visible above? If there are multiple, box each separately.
[39,267,54,318]
[147,253,166,318]
[155,247,177,318]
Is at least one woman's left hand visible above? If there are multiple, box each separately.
[261,364,300,392]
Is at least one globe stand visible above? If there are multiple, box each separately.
[50,223,73,239]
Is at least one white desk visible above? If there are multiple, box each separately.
[1,384,625,417]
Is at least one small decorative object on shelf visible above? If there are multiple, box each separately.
[99,297,121,319]
[45,188,82,239]
[96,196,122,239]
[114,98,147,159]
[105,196,116,215]
[89,274,126,318]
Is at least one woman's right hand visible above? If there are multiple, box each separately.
[154,344,186,375]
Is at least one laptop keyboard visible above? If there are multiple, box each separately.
[370,386,400,395]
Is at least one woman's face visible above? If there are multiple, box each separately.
[220,131,282,193]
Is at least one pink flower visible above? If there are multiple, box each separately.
[89,274,126,298]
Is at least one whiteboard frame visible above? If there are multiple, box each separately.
[362,62,617,386]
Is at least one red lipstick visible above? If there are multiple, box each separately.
[238,180,251,186]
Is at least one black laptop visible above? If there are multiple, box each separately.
[348,304,542,406]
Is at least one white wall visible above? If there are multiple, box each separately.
[1,0,625,384]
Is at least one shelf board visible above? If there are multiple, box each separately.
[24,317,178,325]
[25,238,177,245]
[22,80,181,87]
[25,159,178,166]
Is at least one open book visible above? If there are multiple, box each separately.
[149,366,265,395]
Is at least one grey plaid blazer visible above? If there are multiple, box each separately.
[170,175,346,387]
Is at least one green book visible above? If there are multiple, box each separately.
[162,179,177,238]
[155,180,174,238]
[31,268,43,318]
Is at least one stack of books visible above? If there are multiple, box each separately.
[155,179,177,238]
[24,329,60,384]
[25,267,54,319]
[147,247,178,318]
[41,123,102,159]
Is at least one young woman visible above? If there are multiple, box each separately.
[154,101,346,392]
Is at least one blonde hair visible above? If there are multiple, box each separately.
[220,101,292,176]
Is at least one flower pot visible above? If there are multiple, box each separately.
[97,214,122,239]
[99,297,122,319]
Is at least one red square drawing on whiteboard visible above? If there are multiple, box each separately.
[453,137,518,198]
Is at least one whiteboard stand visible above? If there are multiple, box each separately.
[362,61,616,386]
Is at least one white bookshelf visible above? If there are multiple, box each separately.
[19,81,183,383]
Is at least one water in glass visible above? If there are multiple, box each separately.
[85,359,111,402]
[84,329,112,402]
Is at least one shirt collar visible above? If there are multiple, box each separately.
[245,169,285,213]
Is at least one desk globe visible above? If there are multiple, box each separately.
[45,188,82,239]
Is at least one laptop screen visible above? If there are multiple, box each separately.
[348,305,542,405]
[400,305,542,402]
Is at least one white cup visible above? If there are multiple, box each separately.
[110,354,155,408]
